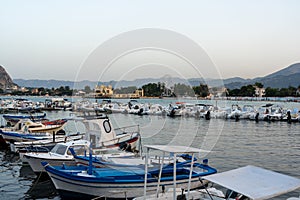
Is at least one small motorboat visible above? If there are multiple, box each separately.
[24,139,90,173]
[14,133,85,162]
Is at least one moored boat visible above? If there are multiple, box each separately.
[3,112,46,126]
[43,145,217,199]
[24,139,90,173]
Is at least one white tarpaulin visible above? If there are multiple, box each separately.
[203,165,300,200]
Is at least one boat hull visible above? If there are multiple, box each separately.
[48,171,205,199]
[25,156,75,173]
[44,162,216,199]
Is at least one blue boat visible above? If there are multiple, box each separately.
[0,129,57,142]
[3,112,46,125]
[43,145,217,199]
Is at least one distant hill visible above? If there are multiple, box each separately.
[14,77,196,90]
[13,63,300,90]
[225,63,300,89]
[13,79,97,90]
[0,65,18,90]
[265,63,300,78]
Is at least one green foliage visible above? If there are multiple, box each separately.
[193,84,209,97]
[83,86,92,93]
[173,83,194,97]
[227,85,255,96]
[254,82,264,88]
[114,86,137,94]
[142,83,163,97]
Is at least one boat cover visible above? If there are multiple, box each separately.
[203,165,300,200]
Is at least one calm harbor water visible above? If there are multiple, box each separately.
[0,97,300,199]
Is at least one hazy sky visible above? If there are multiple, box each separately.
[1,0,300,82]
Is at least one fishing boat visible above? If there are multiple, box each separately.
[0,130,55,143]
[77,113,140,151]
[3,112,46,126]
[1,118,67,134]
[73,150,191,168]
[42,145,217,199]
[24,113,140,172]
[0,119,67,143]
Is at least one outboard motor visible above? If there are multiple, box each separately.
[287,110,291,123]
[205,110,211,120]
[255,112,259,122]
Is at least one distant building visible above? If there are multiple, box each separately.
[20,87,28,92]
[31,88,39,94]
[254,86,265,97]
[92,85,114,98]
[113,88,144,99]
[75,90,86,96]
[208,87,228,98]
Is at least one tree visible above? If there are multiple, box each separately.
[142,83,162,97]
[265,87,279,97]
[84,86,92,93]
[193,84,209,97]
[254,82,264,88]
[240,85,255,96]
[174,83,194,97]
[227,88,240,96]
[114,86,137,94]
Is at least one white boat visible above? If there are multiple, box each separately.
[145,104,166,115]
[24,139,90,173]
[104,102,127,113]
[15,133,85,162]
[25,114,140,173]
[79,114,140,151]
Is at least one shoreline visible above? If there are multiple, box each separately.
[1,94,300,103]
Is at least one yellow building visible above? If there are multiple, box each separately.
[93,85,114,98]
[112,88,144,99]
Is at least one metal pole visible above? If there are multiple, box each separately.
[156,151,165,198]
[173,153,177,200]
[187,153,195,199]
[143,147,149,199]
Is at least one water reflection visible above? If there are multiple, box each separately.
[25,176,58,199]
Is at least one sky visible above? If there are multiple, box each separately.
[1,0,300,82]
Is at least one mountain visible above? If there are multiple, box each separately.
[13,79,97,90]
[14,77,197,90]
[0,65,18,90]
[13,63,300,90]
[265,63,300,78]
[225,63,300,89]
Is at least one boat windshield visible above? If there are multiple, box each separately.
[67,145,88,155]
[51,144,68,155]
